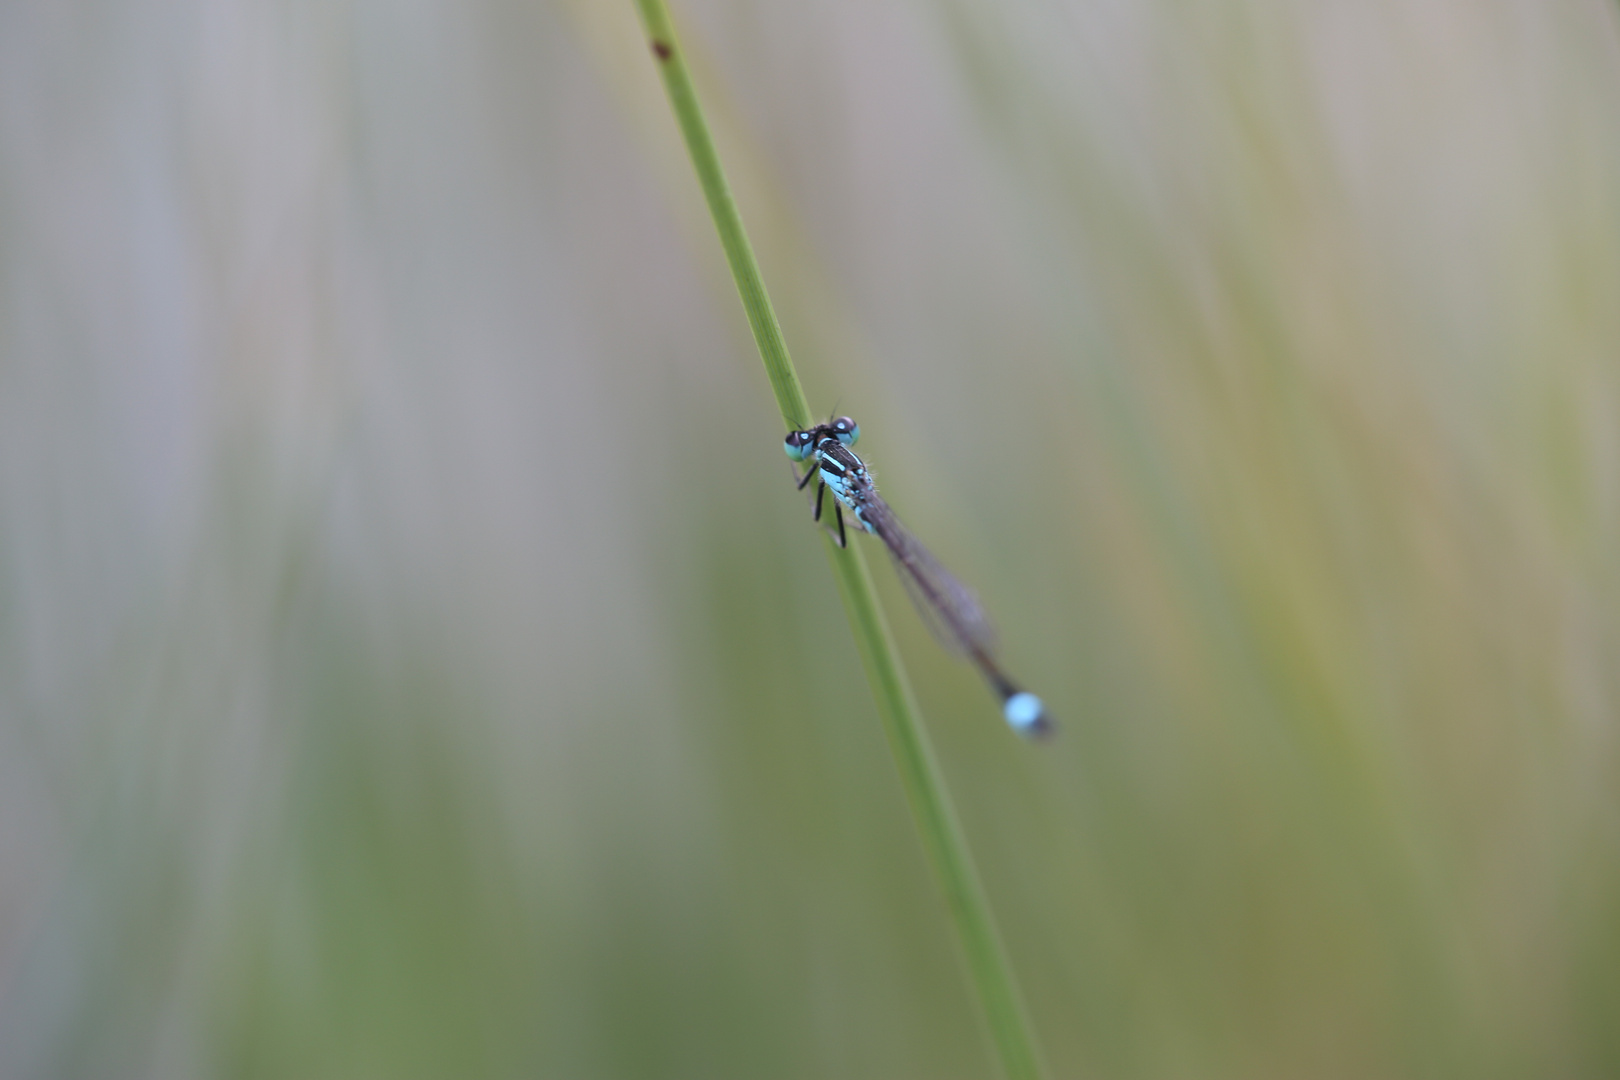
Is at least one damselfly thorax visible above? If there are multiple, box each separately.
[809,441,880,533]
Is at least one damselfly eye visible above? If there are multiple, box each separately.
[831,417,860,446]
[784,430,816,461]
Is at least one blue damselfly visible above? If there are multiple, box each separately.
[785,416,1053,738]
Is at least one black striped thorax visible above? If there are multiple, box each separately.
[814,440,880,532]
[814,440,868,490]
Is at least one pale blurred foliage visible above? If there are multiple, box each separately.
[2,0,1618,1077]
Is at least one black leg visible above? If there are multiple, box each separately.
[796,464,818,490]
[834,503,847,548]
[813,481,826,522]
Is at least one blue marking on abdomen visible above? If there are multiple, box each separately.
[1004,692,1044,731]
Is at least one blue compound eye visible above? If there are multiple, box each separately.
[831,417,860,446]
[784,430,815,461]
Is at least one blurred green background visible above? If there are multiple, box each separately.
[3,1,1620,1077]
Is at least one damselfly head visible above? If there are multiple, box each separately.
[830,417,860,446]
[783,430,816,461]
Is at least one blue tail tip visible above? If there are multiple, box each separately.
[1004,692,1053,739]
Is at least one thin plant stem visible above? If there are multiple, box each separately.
[630,3,1048,1077]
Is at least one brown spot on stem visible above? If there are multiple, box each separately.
[651,39,672,61]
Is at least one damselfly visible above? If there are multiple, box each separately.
[785,416,1053,739]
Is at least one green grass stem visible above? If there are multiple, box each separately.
[631,3,1048,1077]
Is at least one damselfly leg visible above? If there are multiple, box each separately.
[811,483,848,547]
[796,462,849,548]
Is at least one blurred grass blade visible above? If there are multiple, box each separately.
[629,2,1049,1076]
